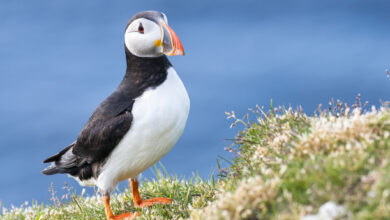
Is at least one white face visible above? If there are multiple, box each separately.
[125,18,163,58]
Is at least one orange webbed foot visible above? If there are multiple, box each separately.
[135,197,171,207]
[109,212,138,220]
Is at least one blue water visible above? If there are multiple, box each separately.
[1,0,389,208]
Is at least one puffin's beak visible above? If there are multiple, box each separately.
[159,22,184,56]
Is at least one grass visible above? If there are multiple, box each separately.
[1,165,215,220]
[2,98,390,219]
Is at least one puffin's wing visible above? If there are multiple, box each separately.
[73,112,133,162]
[72,89,135,163]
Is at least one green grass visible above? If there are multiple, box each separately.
[2,101,390,219]
[1,165,215,220]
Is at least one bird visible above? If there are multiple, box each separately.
[42,10,189,220]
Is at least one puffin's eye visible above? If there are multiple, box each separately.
[138,23,144,34]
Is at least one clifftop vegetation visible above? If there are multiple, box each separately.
[2,98,390,220]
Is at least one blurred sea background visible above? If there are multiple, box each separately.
[0,0,389,207]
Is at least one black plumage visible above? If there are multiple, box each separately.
[42,47,172,181]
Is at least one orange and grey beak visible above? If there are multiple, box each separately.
[159,22,184,56]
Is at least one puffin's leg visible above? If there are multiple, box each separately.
[130,178,171,207]
[103,195,137,220]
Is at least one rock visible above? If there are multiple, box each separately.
[301,201,347,220]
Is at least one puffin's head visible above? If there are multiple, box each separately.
[125,11,184,58]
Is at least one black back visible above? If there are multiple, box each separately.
[42,47,171,180]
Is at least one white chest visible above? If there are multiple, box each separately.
[97,67,190,191]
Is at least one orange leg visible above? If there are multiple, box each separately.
[103,195,137,220]
[130,179,171,207]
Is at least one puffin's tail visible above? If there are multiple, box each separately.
[41,142,77,175]
[42,164,60,175]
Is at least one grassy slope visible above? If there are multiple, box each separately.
[2,103,390,220]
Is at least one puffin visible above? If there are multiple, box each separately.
[42,11,189,220]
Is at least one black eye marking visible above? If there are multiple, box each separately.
[138,23,144,34]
